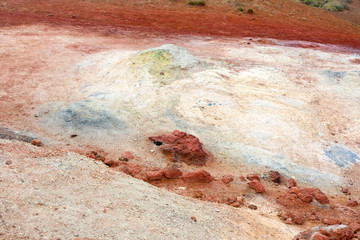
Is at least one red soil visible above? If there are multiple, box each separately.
[0,0,360,48]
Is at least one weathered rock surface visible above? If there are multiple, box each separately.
[150,130,209,166]
[248,180,266,193]
[181,170,213,183]
[292,225,353,240]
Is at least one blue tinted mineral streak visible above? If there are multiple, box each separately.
[324,145,360,167]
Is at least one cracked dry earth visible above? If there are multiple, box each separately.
[1,22,360,240]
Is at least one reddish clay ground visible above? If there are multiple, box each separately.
[1,0,360,48]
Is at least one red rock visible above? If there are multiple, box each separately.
[117,163,142,177]
[311,233,329,240]
[230,201,242,208]
[287,178,297,188]
[322,218,341,225]
[117,165,130,175]
[193,191,203,198]
[31,139,41,146]
[5,160,12,165]
[182,170,213,183]
[221,175,234,184]
[149,130,209,166]
[268,171,281,183]
[284,218,293,225]
[248,180,265,193]
[103,159,120,167]
[346,200,358,207]
[302,188,329,204]
[293,225,353,240]
[164,167,182,179]
[119,151,134,161]
[146,170,164,181]
[191,216,197,222]
[288,187,300,195]
[293,213,305,225]
[248,204,257,210]
[298,190,313,203]
[86,151,97,160]
[246,173,260,181]
[227,196,237,204]
[127,164,142,177]
[239,176,246,181]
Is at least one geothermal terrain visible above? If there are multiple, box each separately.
[1,0,360,239]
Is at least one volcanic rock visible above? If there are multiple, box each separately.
[182,170,213,183]
[119,151,134,161]
[146,170,165,181]
[221,175,234,184]
[149,130,209,166]
[31,139,42,147]
[248,180,265,193]
[246,173,260,181]
[164,167,183,179]
[287,178,297,188]
[268,170,281,183]
[346,200,358,207]
[292,225,353,240]
[322,218,341,225]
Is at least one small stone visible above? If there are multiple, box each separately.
[5,160,12,165]
[193,191,203,198]
[227,196,237,204]
[221,175,234,184]
[103,159,119,167]
[287,178,297,188]
[293,213,305,225]
[268,171,281,183]
[120,151,134,161]
[164,167,182,179]
[284,219,293,225]
[246,173,260,181]
[322,218,341,225]
[128,164,142,177]
[182,170,213,183]
[298,191,313,203]
[311,189,329,204]
[248,180,265,193]
[145,170,164,181]
[31,139,41,147]
[346,200,358,207]
[230,201,241,208]
[248,204,257,210]
[191,216,197,222]
[288,187,300,195]
[311,232,329,240]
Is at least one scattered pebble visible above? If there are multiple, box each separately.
[248,204,257,210]
[31,139,41,147]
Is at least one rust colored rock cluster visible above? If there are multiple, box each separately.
[149,130,209,166]
[287,187,329,204]
[292,225,354,240]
